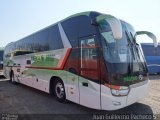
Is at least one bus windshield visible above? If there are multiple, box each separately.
[99,19,147,74]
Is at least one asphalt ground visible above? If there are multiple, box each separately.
[0,75,159,120]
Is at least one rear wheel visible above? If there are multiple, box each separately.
[54,79,66,102]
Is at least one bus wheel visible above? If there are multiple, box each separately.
[54,79,66,103]
[10,71,16,84]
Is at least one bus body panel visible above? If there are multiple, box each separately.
[101,85,127,110]
[101,80,149,110]
[79,79,101,109]
[66,72,79,104]
[19,74,50,93]
[126,80,149,106]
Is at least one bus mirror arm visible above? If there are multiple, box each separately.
[95,14,123,40]
[136,31,158,47]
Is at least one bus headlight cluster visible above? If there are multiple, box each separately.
[111,86,130,96]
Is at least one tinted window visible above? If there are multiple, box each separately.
[15,41,22,51]
[4,43,15,56]
[78,16,96,37]
[157,46,160,56]
[24,36,34,51]
[20,36,33,51]
[14,36,34,52]
[14,51,33,56]
[34,29,49,52]
[62,17,79,47]
[15,29,50,53]
[80,37,99,80]
[81,38,97,69]
[141,45,156,56]
[49,25,63,50]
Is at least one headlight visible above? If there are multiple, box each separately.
[105,84,130,96]
[111,86,130,96]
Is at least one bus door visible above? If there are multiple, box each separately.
[78,36,101,109]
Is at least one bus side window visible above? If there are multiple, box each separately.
[13,51,33,56]
[81,38,98,69]
[80,37,99,80]
[158,46,160,56]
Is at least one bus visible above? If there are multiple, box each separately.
[141,43,160,74]
[0,50,4,76]
[3,11,157,110]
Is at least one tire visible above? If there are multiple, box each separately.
[53,79,66,103]
[10,71,16,84]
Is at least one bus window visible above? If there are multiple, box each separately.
[141,45,156,56]
[81,38,98,69]
[157,46,160,56]
[13,51,33,56]
[80,37,99,80]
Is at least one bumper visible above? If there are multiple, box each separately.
[126,80,149,106]
[101,80,149,111]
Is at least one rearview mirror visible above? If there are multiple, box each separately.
[96,14,122,40]
[136,31,158,47]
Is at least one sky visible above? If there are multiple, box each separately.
[0,0,160,47]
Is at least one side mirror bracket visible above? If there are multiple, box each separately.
[94,14,122,40]
[136,31,158,47]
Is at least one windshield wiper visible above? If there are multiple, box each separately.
[125,31,134,74]
[130,33,148,72]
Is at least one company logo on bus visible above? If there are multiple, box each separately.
[138,75,143,81]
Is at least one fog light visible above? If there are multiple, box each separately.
[112,101,121,106]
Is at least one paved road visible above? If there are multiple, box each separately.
[0,75,159,119]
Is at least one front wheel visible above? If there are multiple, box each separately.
[54,79,66,103]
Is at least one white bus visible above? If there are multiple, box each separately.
[3,11,157,110]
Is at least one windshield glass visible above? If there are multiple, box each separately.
[99,19,147,74]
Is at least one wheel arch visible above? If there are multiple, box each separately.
[49,76,65,95]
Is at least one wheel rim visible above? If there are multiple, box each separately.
[55,82,64,99]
